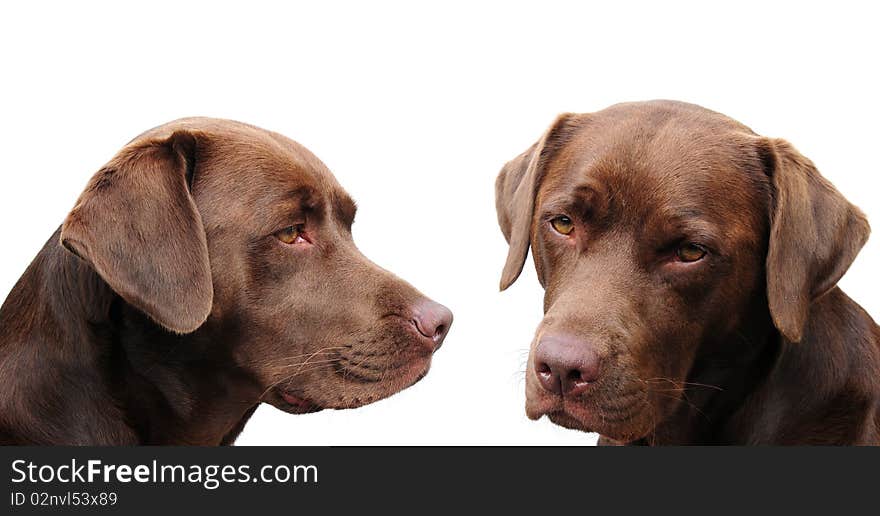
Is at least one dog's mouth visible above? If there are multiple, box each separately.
[527,386,651,441]
[271,388,324,415]
[328,327,435,394]
[327,355,433,408]
[333,353,430,383]
[265,339,433,414]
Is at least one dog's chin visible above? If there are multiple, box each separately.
[268,357,432,414]
[526,389,655,442]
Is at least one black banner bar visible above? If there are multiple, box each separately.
[1,447,874,514]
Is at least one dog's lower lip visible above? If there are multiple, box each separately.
[528,389,642,431]
[279,391,322,412]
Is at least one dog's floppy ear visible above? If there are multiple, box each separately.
[496,114,578,291]
[761,138,870,343]
[60,130,213,334]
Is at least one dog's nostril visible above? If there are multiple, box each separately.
[567,369,584,384]
[535,362,561,394]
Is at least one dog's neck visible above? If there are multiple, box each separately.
[0,229,260,445]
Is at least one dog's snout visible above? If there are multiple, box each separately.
[411,299,453,352]
[534,334,600,396]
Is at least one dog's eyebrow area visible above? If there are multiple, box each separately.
[644,209,722,249]
[258,186,326,233]
[332,191,357,228]
[540,183,609,223]
[261,187,356,233]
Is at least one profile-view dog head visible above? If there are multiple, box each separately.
[0,118,452,445]
[496,101,873,444]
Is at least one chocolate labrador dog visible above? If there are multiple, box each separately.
[0,118,452,445]
[496,100,879,445]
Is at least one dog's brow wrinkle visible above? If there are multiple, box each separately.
[332,191,358,227]
[673,207,704,218]
[280,186,325,214]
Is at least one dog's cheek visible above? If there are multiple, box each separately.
[241,237,309,305]
[637,291,702,381]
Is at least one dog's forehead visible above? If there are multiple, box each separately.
[151,118,350,226]
[543,102,767,222]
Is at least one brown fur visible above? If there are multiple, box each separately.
[0,118,452,445]
[496,100,880,445]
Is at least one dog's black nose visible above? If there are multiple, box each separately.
[534,334,600,396]
[412,300,453,352]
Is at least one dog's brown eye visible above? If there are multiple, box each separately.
[275,225,304,244]
[550,216,574,235]
[676,243,707,262]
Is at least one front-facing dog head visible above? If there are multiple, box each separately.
[61,118,452,417]
[496,101,869,442]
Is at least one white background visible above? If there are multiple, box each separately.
[1,1,877,445]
